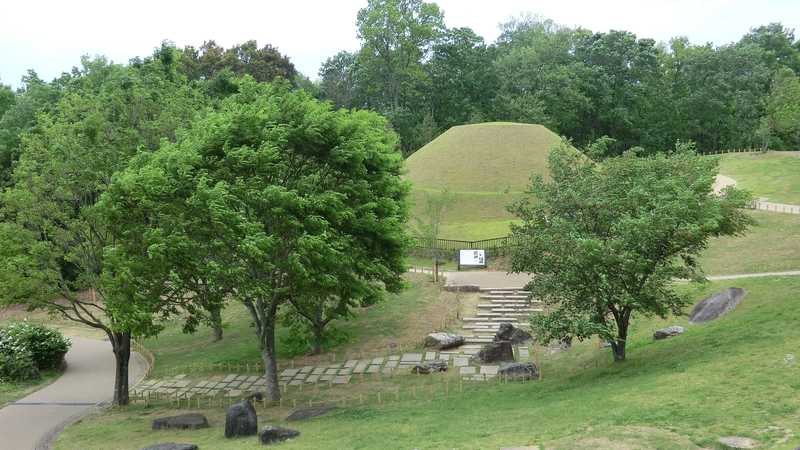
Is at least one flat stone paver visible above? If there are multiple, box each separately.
[480,366,499,375]
[371,357,384,364]
[366,365,381,374]
[384,360,398,369]
[353,362,368,374]
[401,353,423,362]
[424,351,437,360]
[333,375,351,384]
[454,357,470,367]
[388,355,400,361]
[459,366,476,375]
[344,360,358,368]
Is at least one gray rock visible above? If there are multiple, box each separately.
[690,288,746,323]
[474,340,514,363]
[285,405,336,422]
[653,326,685,340]
[140,444,198,450]
[259,425,300,445]
[225,399,258,438]
[410,360,448,374]
[151,413,209,430]
[495,323,533,344]
[424,332,465,350]
[498,362,540,381]
[717,436,760,449]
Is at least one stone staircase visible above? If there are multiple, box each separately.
[459,287,542,345]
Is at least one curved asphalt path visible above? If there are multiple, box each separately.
[0,336,147,450]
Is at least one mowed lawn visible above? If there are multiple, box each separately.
[55,276,800,449]
[700,210,800,274]
[718,151,800,205]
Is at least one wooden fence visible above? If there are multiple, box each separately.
[410,235,519,257]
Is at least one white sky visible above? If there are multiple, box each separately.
[1,0,799,89]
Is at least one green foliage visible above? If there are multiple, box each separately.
[0,322,71,370]
[764,68,800,148]
[0,350,40,383]
[178,40,296,85]
[510,141,753,360]
[102,78,410,399]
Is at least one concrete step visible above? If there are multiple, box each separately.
[480,295,530,300]
[463,317,521,322]
[477,303,532,308]
[476,312,530,317]
[492,308,542,313]
[479,287,526,292]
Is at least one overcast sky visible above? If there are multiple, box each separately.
[2,0,799,89]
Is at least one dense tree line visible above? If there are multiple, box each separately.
[319,1,800,155]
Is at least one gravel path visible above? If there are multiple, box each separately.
[0,336,148,450]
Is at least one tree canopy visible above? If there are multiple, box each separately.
[509,142,753,361]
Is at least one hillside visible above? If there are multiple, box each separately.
[406,122,565,239]
[54,276,800,449]
[718,151,800,205]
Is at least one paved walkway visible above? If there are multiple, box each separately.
[0,336,148,450]
[444,271,533,289]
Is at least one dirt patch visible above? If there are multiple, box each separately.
[543,426,702,450]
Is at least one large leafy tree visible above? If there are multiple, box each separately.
[764,68,800,148]
[510,142,752,361]
[178,40,297,84]
[104,79,409,400]
[0,52,205,405]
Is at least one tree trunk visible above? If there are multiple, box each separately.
[260,319,280,402]
[311,325,324,355]
[610,309,631,362]
[111,331,131,405]
[210,308,223,342]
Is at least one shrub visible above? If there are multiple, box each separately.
[0,350,40,382]
[1,322,71,370]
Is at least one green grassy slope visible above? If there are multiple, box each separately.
[54,276,800,449]
[718,151,800,204]
[701,210,800,274]
[406,122,564,239]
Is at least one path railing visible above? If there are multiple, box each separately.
[749,199,800,215]
[410,235,519,258]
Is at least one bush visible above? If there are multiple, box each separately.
[0,350,40,382]
[0,322,71,370]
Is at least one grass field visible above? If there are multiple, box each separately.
[700,210,800,274]
[406,122,562,240]
[54,276,800,449]
[718,151,800,204]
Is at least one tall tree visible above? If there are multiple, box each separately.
[179,40,297,84]
[0,52,204,405]
[355,0,444,153]
[764,68,800,148]
[510,142,752,361]
[104,79,409,401]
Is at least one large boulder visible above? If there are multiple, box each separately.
[495,323,532,344]
[689,288,746,323]
[140,444,198,450]
[498,362,539,381]
[286,405,336,422]
[474,341,514,363]
[653,326,685,340]
[259,426,300,445]
[225,398,258,438]
[151,413,209,430]
[411,360,448,374]
[424,332,465,350]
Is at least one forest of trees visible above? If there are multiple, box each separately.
[3,1,800,164]
[317,0,800,155]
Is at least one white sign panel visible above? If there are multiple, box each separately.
[459,249,486,266]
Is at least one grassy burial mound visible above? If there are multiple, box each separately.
[405,122,565,240]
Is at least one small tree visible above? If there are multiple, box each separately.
[510,141,752,361]
[413,188,454,278]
